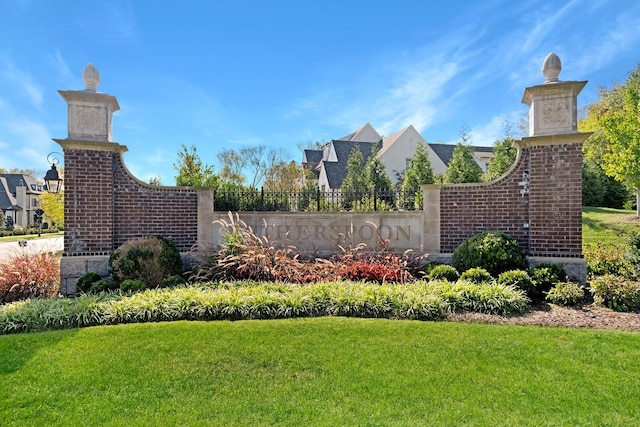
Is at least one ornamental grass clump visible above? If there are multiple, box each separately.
[0,280,529,334]
[0,252,60,303]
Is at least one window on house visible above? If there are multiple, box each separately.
[406,158,412,169]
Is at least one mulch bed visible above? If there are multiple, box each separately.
[447,303,640,332]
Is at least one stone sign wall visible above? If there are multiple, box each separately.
[55,54,588,293]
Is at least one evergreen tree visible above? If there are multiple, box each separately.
[484,137,517,181]
[402,141,435,209]
[444,143,483,183]
[0,209,5,232]
[341,147,369,209]
[365,147,393,192]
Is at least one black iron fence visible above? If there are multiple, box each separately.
[213,187,422,212]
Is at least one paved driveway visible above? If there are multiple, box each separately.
[0,236,63,262]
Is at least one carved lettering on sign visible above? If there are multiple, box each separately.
[542,100,569,125]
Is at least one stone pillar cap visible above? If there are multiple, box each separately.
[83,63,100,92]
[542,52,561,83]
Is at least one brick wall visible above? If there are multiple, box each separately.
[528,142,583,257]
[62,147,198,256]
[439,148,531,253]
[112,154,198,252]
[63,148,115,255]
[438,139,583,258]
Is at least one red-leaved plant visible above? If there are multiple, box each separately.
[0,252,61,303]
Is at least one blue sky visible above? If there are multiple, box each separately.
[1,0,639,184]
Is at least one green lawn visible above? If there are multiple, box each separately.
[582,207,639,249]
[0,231,63,242]
[1,318,639,426]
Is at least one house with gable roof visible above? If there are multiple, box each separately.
[303,123,494,191]
[0,174,46,228]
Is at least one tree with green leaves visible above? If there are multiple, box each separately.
[148,176,162,186]
[580,63,640,214]
[402,141,435,209]
[444,143,483,184]
[341,147,369,209]
[365,147,393,192]
[263,161,303,191]
[217,149,246,186]
[173,144,219,187]
[484,137,517,181]
[39,192,64,227]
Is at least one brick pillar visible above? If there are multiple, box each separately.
[53,63,126,294]
[521,53,590,281]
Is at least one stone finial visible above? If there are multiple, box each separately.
[542,52,561,83]
[82,63,100,92]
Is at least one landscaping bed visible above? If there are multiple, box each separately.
[449,302,640,332]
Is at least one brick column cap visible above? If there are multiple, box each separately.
[53,138,128,153]
[517,132,592,148]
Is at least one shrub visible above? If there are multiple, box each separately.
[89,279,118,294]
[528,265,563,300]
[452,231,527,277]
[546,282,585,306]
[624,233,640,280]
[120,279,147,293]
[497,270,535,297]
[590,275,640,312]
[428,264,459,282]
[584,244,626,278]
[160,275,186,288]
[339,260,407,283]
[109,235,183,288]
[533,262,568,282]
[0,252,60,303]
[459,267,493,284]
[77,271,103,293]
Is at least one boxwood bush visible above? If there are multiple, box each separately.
[452,232,527,277]
[459,267,493,284]
[546,282,585,306]
[498,270,535,298]
[427,264,459,282]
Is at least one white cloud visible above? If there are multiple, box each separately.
[469,113,523,147]
[0,60,44,108]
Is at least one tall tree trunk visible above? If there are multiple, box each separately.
[637,188,640,217]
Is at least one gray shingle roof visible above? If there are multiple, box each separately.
[0,174,43,211]
[428,144,493,166]
[302,149,323,170]
[323,140,380,189]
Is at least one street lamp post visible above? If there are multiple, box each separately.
[41,152,63,236]
[44,152,63,194]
